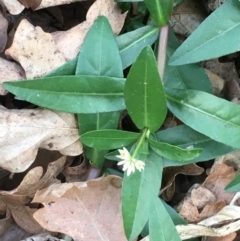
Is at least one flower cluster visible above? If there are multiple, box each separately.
[117,147,145,176]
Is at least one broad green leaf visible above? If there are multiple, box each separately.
[117,25,159,69]
[80,130,140,150]
[165,29,212,93]
[169,0,240,65]
[148,138,202,161]
[79,112,120,168]
[225,173,240,192]
[149,197,181,241]
[76,16,123,77]
[3,76,125,114]
[124,46,167,132]
[166,88,240,149]
[122,150,162,240]
[75,16,123,168]
[143,0,173,26]
[156,125,235,167]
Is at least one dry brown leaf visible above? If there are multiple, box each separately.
[205,68,225,96]
[14,157,66,197]
[18,0,42,10]
[161,163,204,201]
[202,163,236,203]
[141,205,240,240]
[5,19,66,79]
[203,0,227,12]
[0,0,24,15]
[0,107,82,172]
[0,57,26,95]
[203,59,239,83]
[63,156,89,182]
[204,233,237,241]
[21,233,65,241]
[52,0,127,60]
[170,0,206,37]
[33,176,126,241]
[0,12,8,53]
[36,0,85,10]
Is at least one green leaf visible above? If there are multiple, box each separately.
[169,0,240,65]
[149,197,181,241]
[165,29,212,93]
[143,0,173,25]
[46,57,77,77]
[76,16,123,77]
[80,130,140,150]
[148,138,202,161]
[156,125,235,167]
[124,46,167,132]
[117,25,159,69]
[166,88,240,149]
[225,173,240,192]
[122,150,162,240]
[75,16,123,167]
[4,76,125,114]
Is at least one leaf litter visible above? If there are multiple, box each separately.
[0,0,240,240]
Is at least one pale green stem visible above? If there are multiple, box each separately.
[131,127,149,158]
[157,25,169,80]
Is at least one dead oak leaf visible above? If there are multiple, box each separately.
[0,106,82,172]
[0,57,25,95]
[52,0,127,60]
[5,19,66,79]
[32,176,127,241]
[0,0,24,15]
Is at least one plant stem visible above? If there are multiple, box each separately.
[131,127,149,158]
[157,25,169,80]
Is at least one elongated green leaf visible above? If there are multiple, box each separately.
[124,46,167,132]
[76,16,123,77]
[4,76,125,114]
[156,125,235,167]
[122,150,162,240]
[80,130,140,150]
[75,16,123,167]
[166,88,240,149]
[169,0,240,65]
[149,197,181,241]
[143,0,173,26]
[165,29,212,93]
[117,25,159,69]
[148,138,202,161]
[225,173,240,192]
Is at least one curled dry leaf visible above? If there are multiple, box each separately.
[5,19,66,79]
[0,57,26,95]
[0,106,82,172]
[0,195,42,234]
[32,176,127,241]
[170,0,206,37]
[52,0,127,60]
[0,0,24,15]
[203,0,227,12]
[14,157,66,197]
[0,12,8,53]
[161,163,204,201]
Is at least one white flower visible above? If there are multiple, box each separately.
[117,148,145,176]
